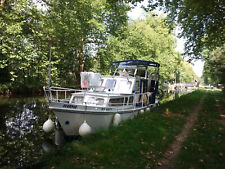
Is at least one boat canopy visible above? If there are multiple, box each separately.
[111,60,160,68]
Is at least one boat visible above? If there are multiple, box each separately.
[43,60,160,136]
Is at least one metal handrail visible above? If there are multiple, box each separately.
[43,86,152,109]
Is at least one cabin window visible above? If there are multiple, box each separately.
[96,98,104,105]
[86,97,96,104]
[72,96,83,104]
[104,79,116,90]
[109,98,124,106]
[118,80,131,89]
[129,96,133,104]
[84,97,104,105]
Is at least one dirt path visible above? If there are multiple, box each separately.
[155,96,206,169]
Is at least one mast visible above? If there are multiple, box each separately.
[41,39,57,88]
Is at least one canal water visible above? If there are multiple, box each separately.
[0,90,187,168]
[0,96,56,168]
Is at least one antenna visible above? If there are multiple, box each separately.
[41,39,57,88]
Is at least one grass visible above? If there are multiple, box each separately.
[32,90,210,169]
[173,91,225,169]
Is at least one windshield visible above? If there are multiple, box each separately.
[104,79,116,90]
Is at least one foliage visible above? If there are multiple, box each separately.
[0,0,49,91]
[180,61,196,83]
[0,0,129,92]
[202,44,225,87]
[95,14,196,83]
[0,0,198,94]
[129,0,225,60]
[42,0,130,85]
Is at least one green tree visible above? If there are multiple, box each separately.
[129,0,225,60]
[0,0,48,92]
[96,14,183,82]
[0,0,130,93]
[203,45,225,87]
[180,61,196,83]
[42,0,129,85]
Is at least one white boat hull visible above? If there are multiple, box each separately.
[54,110,135,135]
[54,111,137,135]
[50,103,141,135]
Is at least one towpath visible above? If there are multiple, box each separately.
[155,95,206,169]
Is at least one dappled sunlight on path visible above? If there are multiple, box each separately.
[155,95,206,169]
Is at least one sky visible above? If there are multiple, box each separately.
[127,2,204,77]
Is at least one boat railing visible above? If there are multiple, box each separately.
[43,86,153,109]
[107,93,151,109]
[43,86,83,103]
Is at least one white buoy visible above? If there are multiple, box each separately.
[43,118,54,133]
[146,107,150,111]
[140,109,145,114]
[79,120,92,136]
[113,113,121,126]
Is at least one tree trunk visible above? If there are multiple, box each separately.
[78,45,84,73]
[77,42,84,84]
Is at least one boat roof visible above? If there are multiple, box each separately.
[111,60,160,68]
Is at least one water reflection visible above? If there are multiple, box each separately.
[54,128,66,146]
[0,96,55,168]
[42,139,54,153]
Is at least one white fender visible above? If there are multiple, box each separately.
[43,118,54,133]
[146,107,150,111]
[113,113,121,126]
[140,109,145,114]
[79,121,92,136]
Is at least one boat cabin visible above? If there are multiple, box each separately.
[69,60,160,107]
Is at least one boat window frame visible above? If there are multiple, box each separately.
[108,95,134,107]
[70,95,84,105]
